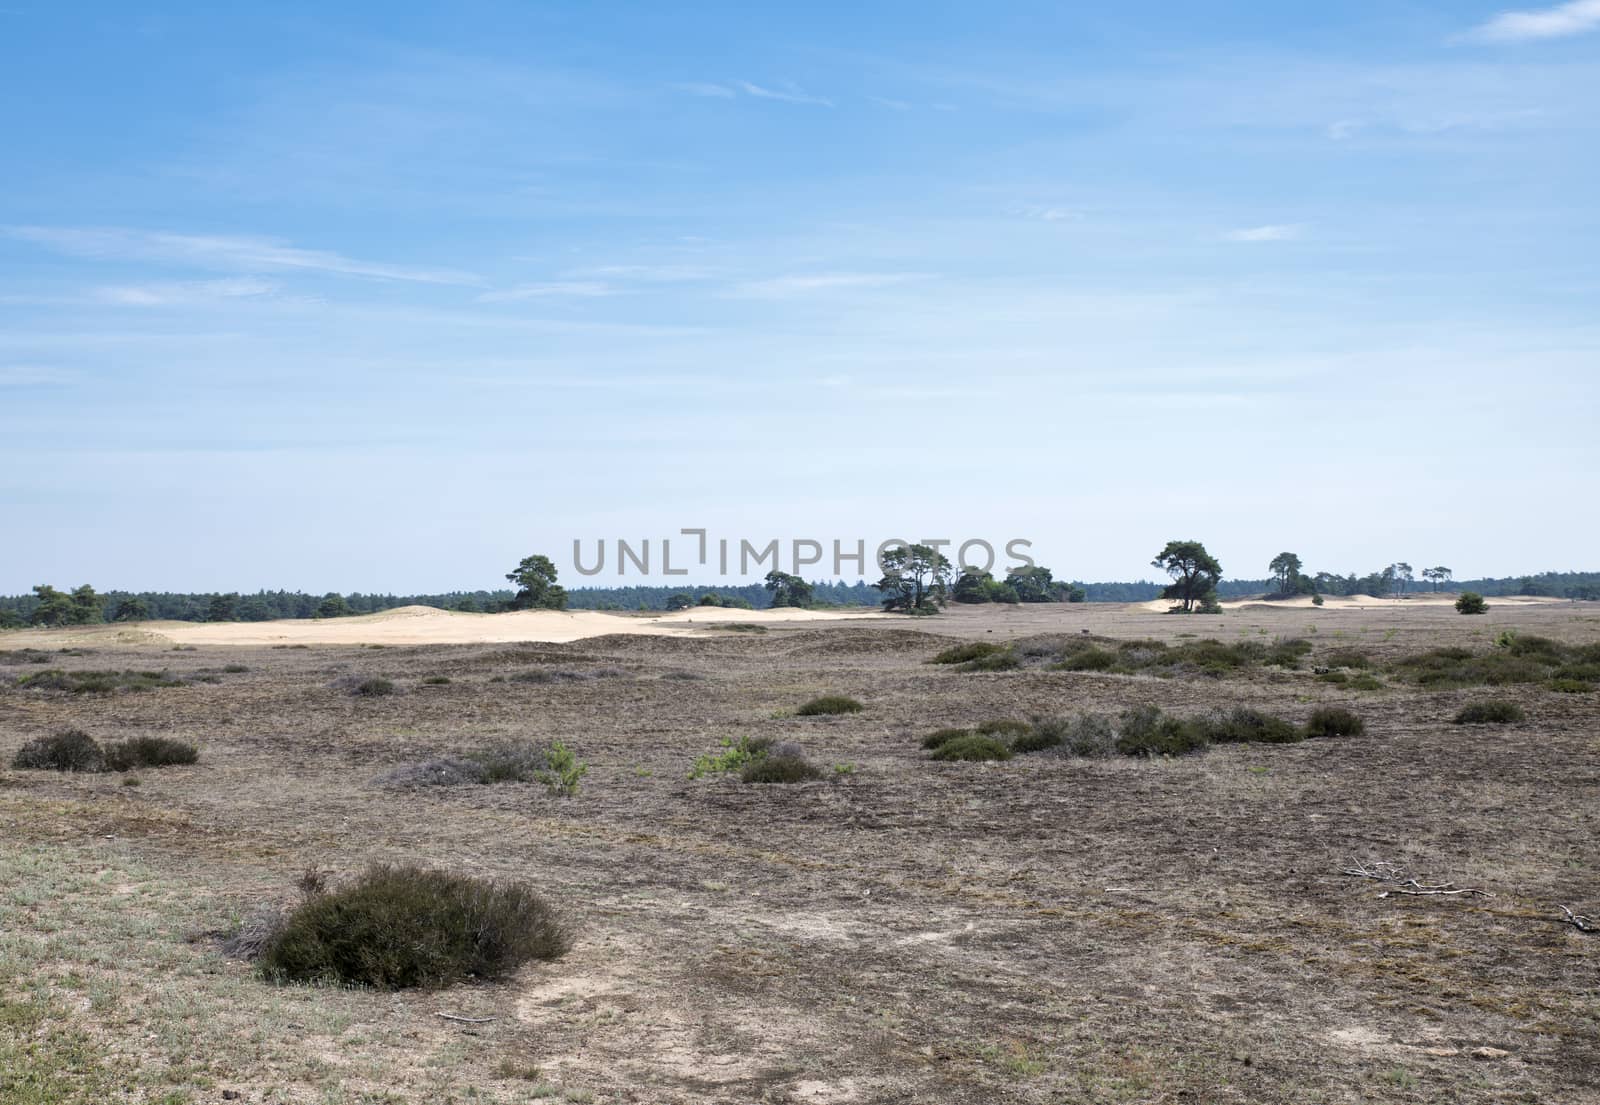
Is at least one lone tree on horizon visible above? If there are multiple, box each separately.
[1423,566,1453,591]
[1268,551,1302,595]
[875,544,951,614]
[506,554,568,611]
[764,571,815,608]
[1153,540,1222,614]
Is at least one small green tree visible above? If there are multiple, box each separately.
[665,593,693,611]
[1455,591,1488,615]
[875,544,951,613]
[764,571,814,608]
[1393,562,1414,596]
[506,555,567,611]
[29,585,76,627]
[1152,541,1222,613]
[1423,566,1453,591]
[207,593,240,622]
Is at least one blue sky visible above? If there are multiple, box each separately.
[2,1,1597,593]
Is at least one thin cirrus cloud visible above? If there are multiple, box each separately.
[1465,0,1600,41]
[671,80,833,106]
[1223,224,1304,243]
[728,272,929,298]
[3,226,480,286]
[478,281,619,302]
[94,277,281,307]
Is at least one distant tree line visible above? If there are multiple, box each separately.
[3,564,1596,629]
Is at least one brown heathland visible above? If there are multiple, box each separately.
[1,599,1597,1104]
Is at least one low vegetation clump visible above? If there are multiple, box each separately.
[741,747,824,784]
[1389,636,1600,689]
[928,734,1013,762]
[11,729,198,773]
[13,668,183,694]
[1453,700,1525,725]
[1045,636,1313,679]
[422,675,451,685]
[256,865,570,990]
[1455,591,1488,615]
[102,736,200,770]
[1304,706,1365,738]
[958,648,1021,671]
[378,740,586,796]
[1197,707,1303,745]
[351,677,395,697]
[12,728,107,772]
[690,736,772,778]
[1115,706,1210,758]
[921,727,973,750]
[1322,648,1371,670]
[977,718,1034,739]
[796,695,863,716]
[1550,678,1595,694]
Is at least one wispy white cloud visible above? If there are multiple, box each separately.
[669,80,833,106]
[4,226,480,285]
[567,264,720,283]
[1466,0,1600,42]
[1223,224,1304,243]
[1018,205,1084,223]
[734,81,834,107]
[670,81,736,98]
[95,277,280,306]
[1327,119,1364,140]
[729,272,928,298]
[479,281,619,301]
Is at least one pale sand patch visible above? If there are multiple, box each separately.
[121,604,887,647]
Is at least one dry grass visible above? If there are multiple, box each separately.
[1,599,1597,1103]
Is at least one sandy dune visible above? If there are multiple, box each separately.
[121,604,889,647]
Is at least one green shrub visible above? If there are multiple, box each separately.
[930,642,1005,665]
[14,669,182,694]
[1115,707,1208,757]
[536,740,587,797]
[1453,700,1525,724]
[1010,723,1063,754]
[690,736,772,778]
[352,678,395,697]
[1055,647,1118,672]
[796,695,863,716]
[975,718,1032,738]
[1059,714,1116,757]
[222,663,250,674]
[960,649,1021,672]
[1348,674,1384,691]
[102,737,199,771]
[11,729,105,772]
[741,755,824,784]
[1197,707,1302,745]
[1504,634,1562,659]
[920,727,972,750]
[422,675,452,685]
[257,865,570,989]
[929,734,1012,762]
[1304,706,1365,737]
[1316,671,1349,684]
[1455,592,1488,615]
[1550,678,1595,694]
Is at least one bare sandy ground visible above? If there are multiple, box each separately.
[4,604,890,648]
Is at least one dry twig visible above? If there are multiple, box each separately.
[1559,906,1596,933]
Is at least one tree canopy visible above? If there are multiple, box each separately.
[1152,541,1222,614]
[875,544,951,614]
[506,554,568,611]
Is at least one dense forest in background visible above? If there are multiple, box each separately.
[2,570,1596,627]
